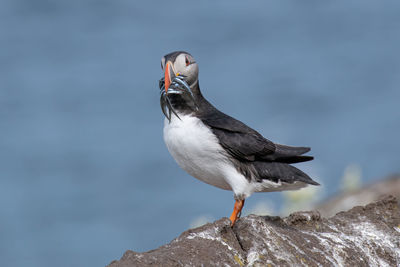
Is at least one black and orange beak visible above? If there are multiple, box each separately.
[164,62,175,92]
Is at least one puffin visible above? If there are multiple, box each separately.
[159,51,319,226]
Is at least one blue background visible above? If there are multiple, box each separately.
[1,1,400,266]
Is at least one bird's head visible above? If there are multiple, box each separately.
[161,51,199,93]
[159,51,200,122]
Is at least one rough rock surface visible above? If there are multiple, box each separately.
[108,196,400,267]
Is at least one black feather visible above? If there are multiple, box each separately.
[253,161,319,185]
[196,98,313,164]
[275,155,314,164]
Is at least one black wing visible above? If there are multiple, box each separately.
[199,108,275,161]
[199,106,312,163]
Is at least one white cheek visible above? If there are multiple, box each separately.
[161,58,165,69]
[175,65,186,75]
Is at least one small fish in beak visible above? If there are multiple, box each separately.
[159,75,197,122]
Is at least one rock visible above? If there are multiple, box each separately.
[316,175,400,217]
[108,218,246,267]
[108,196,400,267]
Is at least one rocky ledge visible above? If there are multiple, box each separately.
[108,196,400,266]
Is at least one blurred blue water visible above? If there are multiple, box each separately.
[1,1,400,266]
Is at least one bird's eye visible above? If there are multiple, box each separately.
[185,56,190,66]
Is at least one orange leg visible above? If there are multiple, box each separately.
[229,199,245,226]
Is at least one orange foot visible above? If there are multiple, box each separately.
[229,199,245,226]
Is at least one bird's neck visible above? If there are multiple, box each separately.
[168,82,205,115]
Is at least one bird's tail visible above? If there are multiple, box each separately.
[253,161,320,185]
[263,144,314,163]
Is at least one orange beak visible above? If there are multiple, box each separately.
[164,62,172,92]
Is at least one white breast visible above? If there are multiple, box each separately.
[163,114,242,191]
[163,114,310,198]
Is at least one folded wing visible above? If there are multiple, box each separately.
[200,109,313,164]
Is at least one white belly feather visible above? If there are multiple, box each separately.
[163,114,243,191]
[163,114,308,198]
